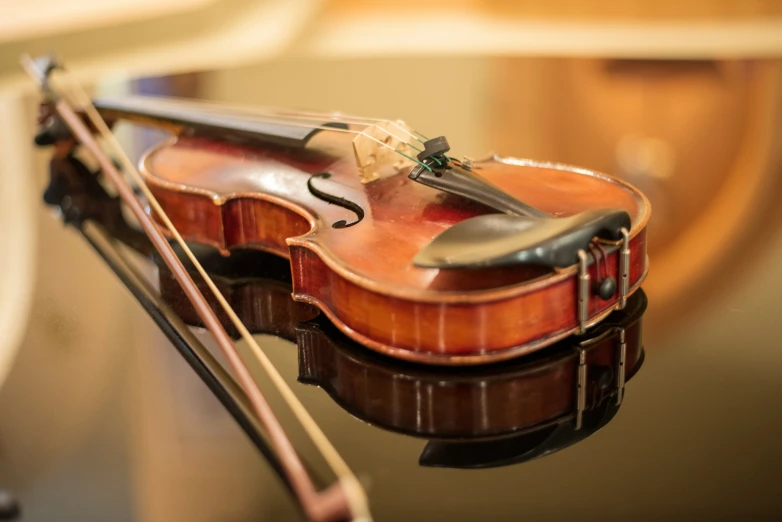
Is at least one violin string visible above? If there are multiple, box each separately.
[111,95,434,173]
[231,113,433,171]
[142,95,425,152]
[52,71,372,520]
[245,104,428,145]
[128,94,428,153]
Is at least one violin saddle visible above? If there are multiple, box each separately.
[413,209,631,269]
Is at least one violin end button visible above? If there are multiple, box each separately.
[597,277,617,300]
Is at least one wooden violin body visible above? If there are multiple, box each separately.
[140,139,648,364]
[88,95,651,364]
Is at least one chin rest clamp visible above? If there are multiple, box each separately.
[576,228,631,334]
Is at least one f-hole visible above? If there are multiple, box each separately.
[306,172,365,229]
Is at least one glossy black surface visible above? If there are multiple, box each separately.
[4,194,782,522]
[418,400,621,469]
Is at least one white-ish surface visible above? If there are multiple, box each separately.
[0,90,36,392]
[0,0,325,90]
[0,0,216,44]
[0,80,143,491]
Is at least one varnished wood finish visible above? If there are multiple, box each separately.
[137,126,649,364]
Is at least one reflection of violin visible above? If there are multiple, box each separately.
[68,94,648,365]
[419,399,623,469]
[297,294,644,440]
[156,245,645,468]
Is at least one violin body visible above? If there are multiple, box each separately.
[139,126,648,364]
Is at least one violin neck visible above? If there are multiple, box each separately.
[93,95,347,149]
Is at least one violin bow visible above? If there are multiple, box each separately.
[20,54,371,522]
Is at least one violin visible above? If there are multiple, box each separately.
[24,54,649,522]
[84,91,649,366]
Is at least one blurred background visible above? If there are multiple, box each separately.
[1,1,782,521]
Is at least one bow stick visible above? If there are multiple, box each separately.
[21,54,371,522]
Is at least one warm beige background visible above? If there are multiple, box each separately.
[1,54,781,522]
[2,2,782,521]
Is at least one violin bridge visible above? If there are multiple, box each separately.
[352,120,416,183]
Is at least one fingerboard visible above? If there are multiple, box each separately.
[94,95,348,148]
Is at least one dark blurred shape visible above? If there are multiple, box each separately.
[419,399,619,469]
[0,490,19,520]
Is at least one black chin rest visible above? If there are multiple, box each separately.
[413,208,631,269]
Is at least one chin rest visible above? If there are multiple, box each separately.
[413,208,631,269]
